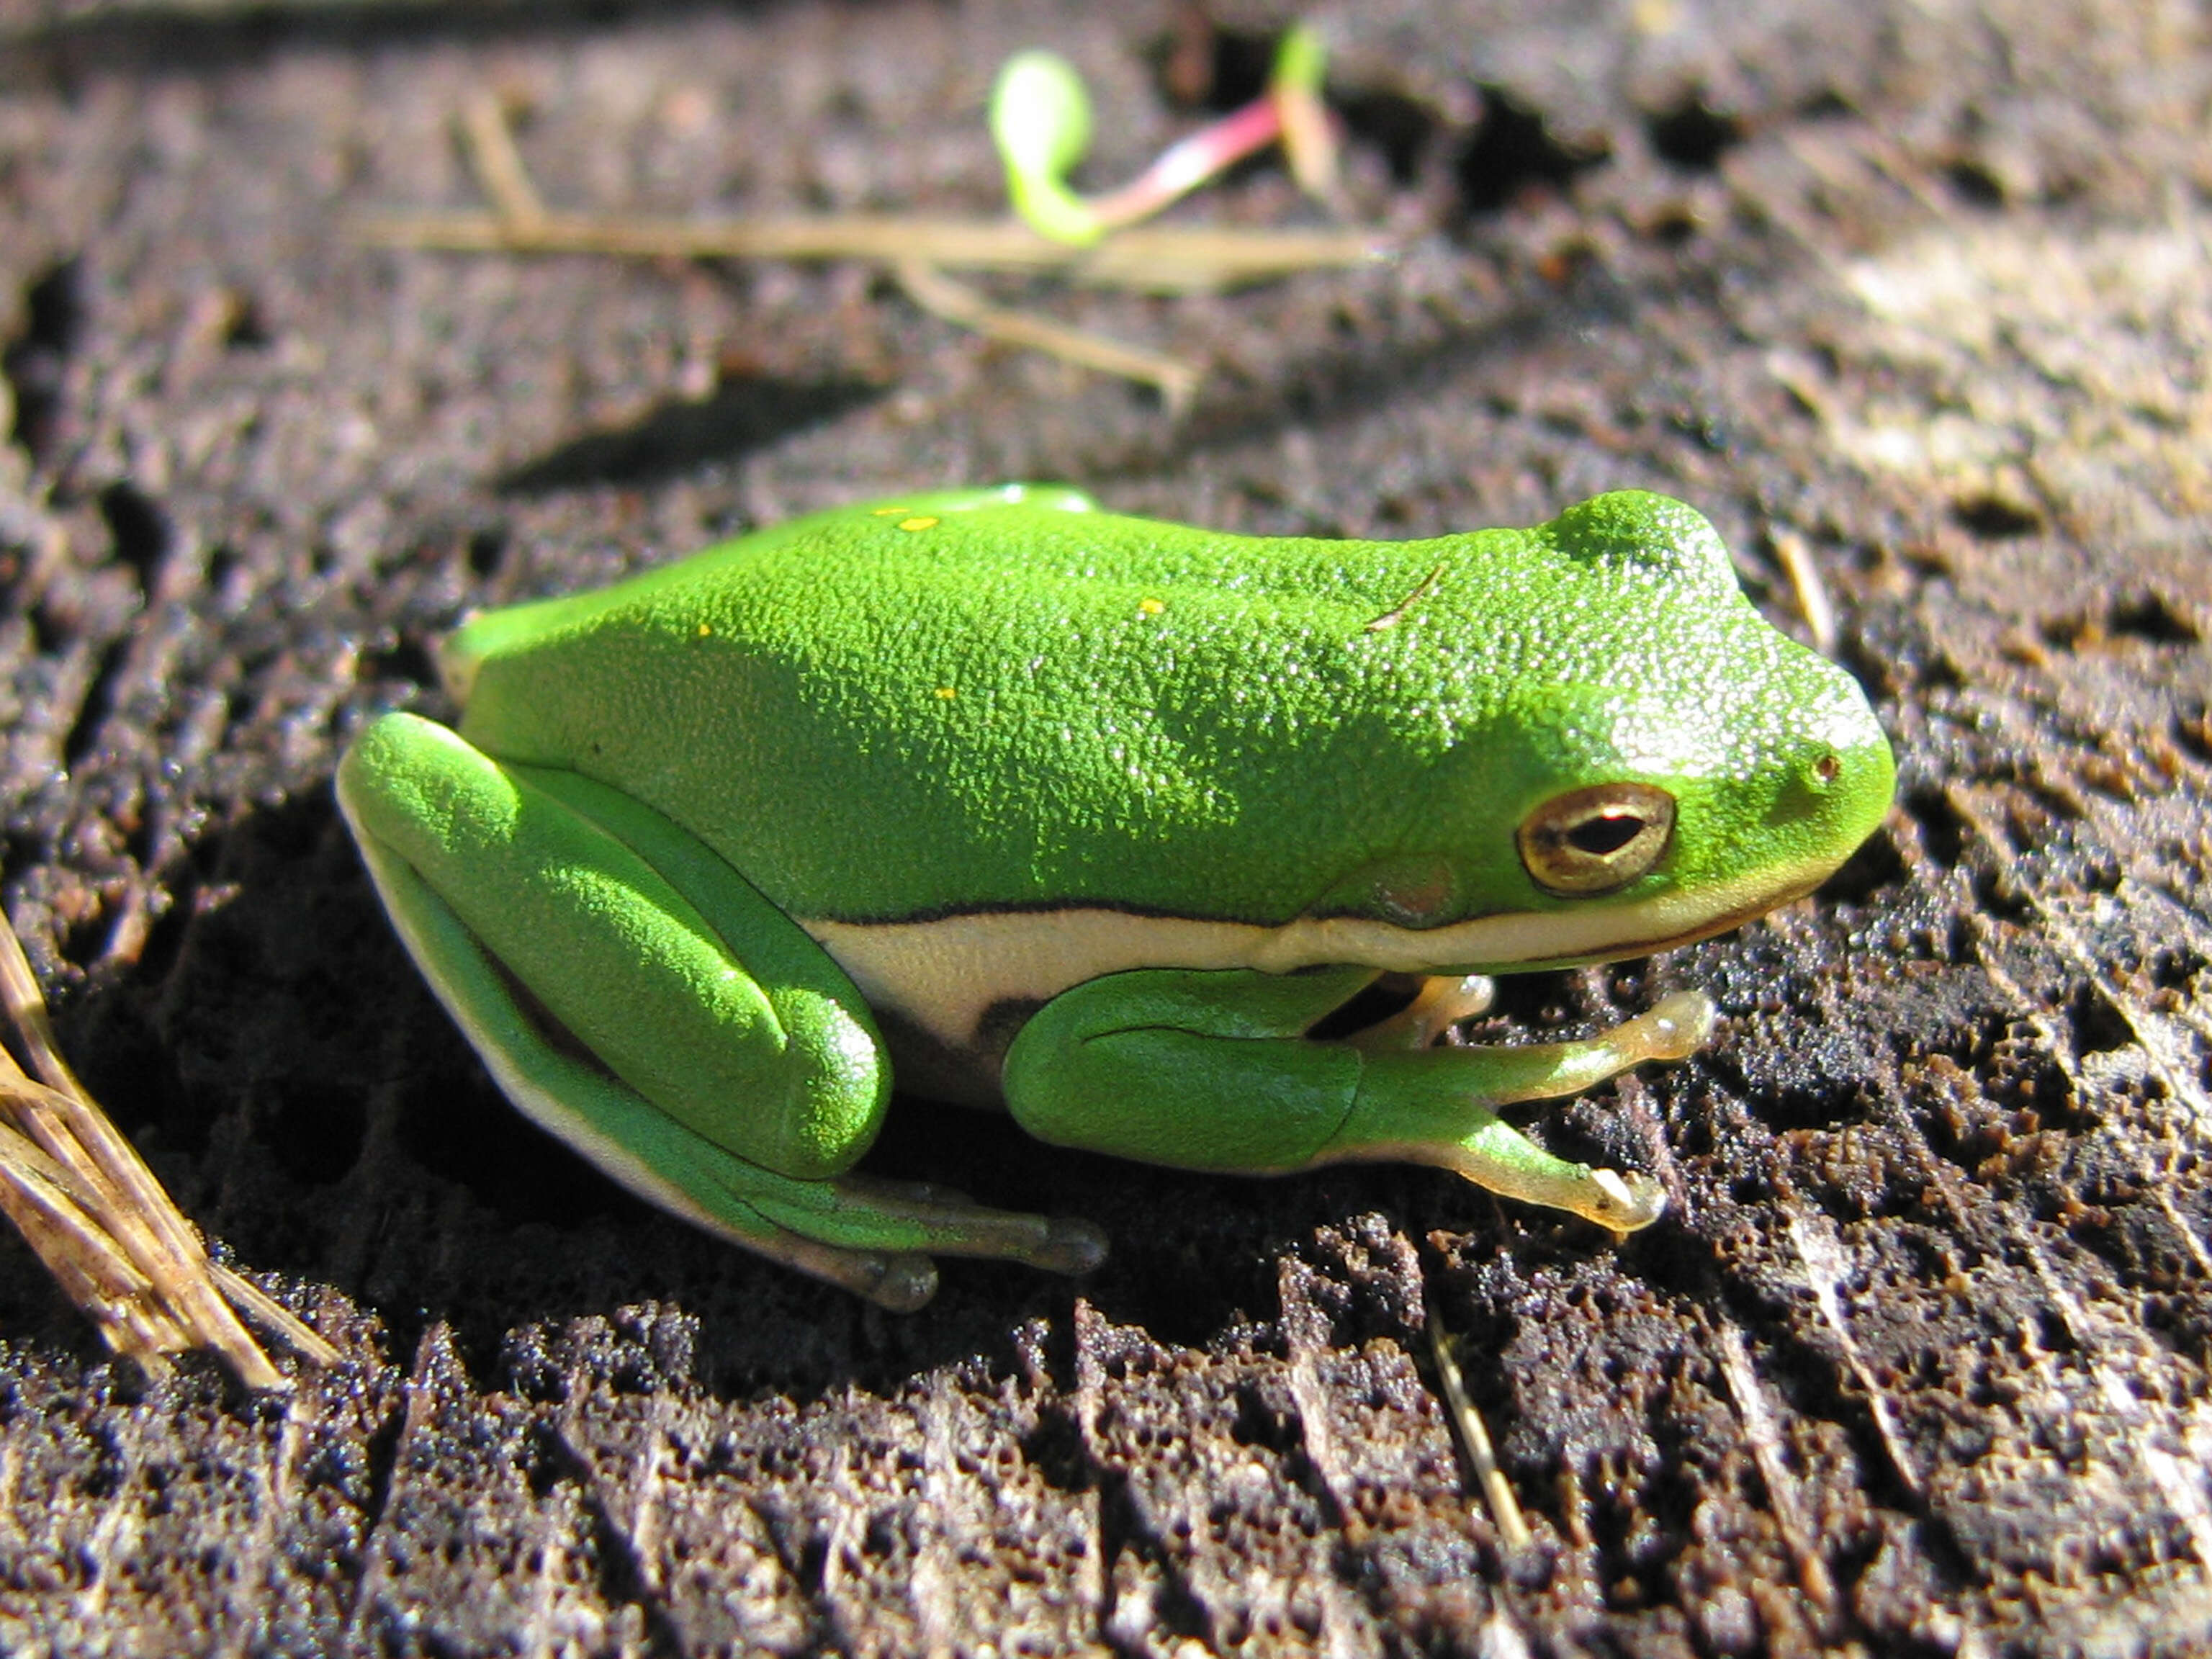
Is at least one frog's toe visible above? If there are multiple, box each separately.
[739,1227,941,1310]
[1622,990,1718,1062]
[1579,1169,1668,1233]
[837,1172,979,1209]
[827,1180,1110,1276]
[738,1172,1110,1280]
[794,1208,1101,1297]
[1033,1217,1110,1275]
[856,1252,940,1313]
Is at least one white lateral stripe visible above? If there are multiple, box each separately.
[801,860,1830,1048]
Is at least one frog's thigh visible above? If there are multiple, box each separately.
[336,714,1102,1306]
[339,712,886,1177]
[1004,966,1707,1232]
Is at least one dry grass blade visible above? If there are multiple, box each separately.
[458,89,547,232]
[1769,527,1839,655]
[347,207,1388,295]
[0,909,338,1385]
[895,261,1202,413]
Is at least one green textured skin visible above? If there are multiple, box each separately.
[338,486,1898,1295]
[341,720,888,1177]
[447,490,1889,934]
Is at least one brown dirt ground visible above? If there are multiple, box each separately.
[1,1,2209,1655]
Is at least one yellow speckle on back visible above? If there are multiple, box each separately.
[871,506,907,517]
[899,516,940,531]
[935,686,958,700]
[696,622,714,637]
[1138,596,1166,616]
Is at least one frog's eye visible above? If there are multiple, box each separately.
[1517,783,1676,896]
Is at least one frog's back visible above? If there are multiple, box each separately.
[444,493,1773,925]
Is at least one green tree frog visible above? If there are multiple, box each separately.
[337,486,1894,1309]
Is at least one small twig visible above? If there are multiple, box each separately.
[0,905,339,1384]
[1428,1308,1534,1550]
[895,260,1202,414]
[0,1116,184,1359]
[212,1262,337,1356]
[1363,561,1446,632]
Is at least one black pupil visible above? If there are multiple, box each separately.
[1566,812,1646,857]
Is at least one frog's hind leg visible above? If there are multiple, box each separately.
[338,713,1105,1310]
[354,836,1107,1310]
[458,993,1105,1310]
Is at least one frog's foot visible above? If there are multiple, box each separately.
[1344,973,1494,1052]
[1418,1125,1668,1233]
[710,1192,1107,1313]
[1318,991,1717,1234]
[1508,990,1717,1079]
[578,1116,1108,1313]
[748,1169,1108,1282]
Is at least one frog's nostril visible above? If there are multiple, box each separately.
[1815,752,1841,783]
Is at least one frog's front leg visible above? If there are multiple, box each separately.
[1002,965,1716,1232]
[336,712,1104,1310]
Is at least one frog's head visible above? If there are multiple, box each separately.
[1308,493,1895,974]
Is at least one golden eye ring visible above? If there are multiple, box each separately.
[1517,782,1677,896]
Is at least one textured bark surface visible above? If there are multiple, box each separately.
[1,1,2208,1655]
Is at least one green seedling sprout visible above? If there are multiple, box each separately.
[1269,24,1339,199]
[992,24,1339,247]
[989,51,1104,244]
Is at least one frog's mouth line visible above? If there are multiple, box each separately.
[803,858,1842,1051]
[1488,873,1832,971]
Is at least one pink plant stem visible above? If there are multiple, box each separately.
[1087,96,1285,230]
